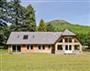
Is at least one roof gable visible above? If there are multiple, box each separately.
[62,29,76,36]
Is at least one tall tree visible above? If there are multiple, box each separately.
[46,24,54,32]
[9,3,36,31]
[0,0,8,45]
[8,0,26,31]
[38,19,46,31]
[0,0,8,25]
[25,4,36,31]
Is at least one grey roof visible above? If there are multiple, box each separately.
[7,29,76,45]
[7,32,62,45]
[61,29,76,36]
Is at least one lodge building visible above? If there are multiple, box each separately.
[7,29,83,54]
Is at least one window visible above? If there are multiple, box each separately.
[69,45,72,50]
[65,38,68,42]
[12,45,16,52]
[65,37,72,42]
[74,45,79,50]
[42,45,45,50]
[57,45,62,50]
[48,45,51,49]
[69,38,72,42]
[23,35,28,39]
[65,45,68,50]
[31,45,33,50]
[27,45,29,50]
[38,46,41,50]
[17,45,21,52]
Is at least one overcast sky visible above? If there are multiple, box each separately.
[21,0,90,26]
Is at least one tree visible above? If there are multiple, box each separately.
[38,19,47,32]
[25,4,36,31]
[9,0,22,25]
[87,31,90,49]
[8,0,26,31]
[0,0,8,45]
[9,3,36,31]
[46,24,54,32]
[0,0,7,19]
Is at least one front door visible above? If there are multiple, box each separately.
[64,45,72,53]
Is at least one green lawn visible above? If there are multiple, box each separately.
[0,49,90,71]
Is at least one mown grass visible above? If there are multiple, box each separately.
[0,49,90,71]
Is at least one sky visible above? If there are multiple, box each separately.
[21,0,90,26]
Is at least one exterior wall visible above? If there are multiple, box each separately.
[28,45,52,53]
[8,45,52,53]
[55,36,83,54]
[21,45,28,53]
[8,37,82,54]
[7,45,52,53]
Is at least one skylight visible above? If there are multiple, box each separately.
[23,35,28,39]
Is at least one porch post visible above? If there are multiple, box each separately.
[10,45,12,52]
[16,45,18,53]
[55,44,57,54]
[63,45,65,51]
[80,45,82,52]
[63,39,65,53]
[8,45,13,53]
[63,38,65,43]
[72,45,74,51]
[72,38,74,43]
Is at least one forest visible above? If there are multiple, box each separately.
[0,0,90,48]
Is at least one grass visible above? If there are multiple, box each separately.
[0,49,90,71]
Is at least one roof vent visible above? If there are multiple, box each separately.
[17,35,20,38]
[32,35,35,38]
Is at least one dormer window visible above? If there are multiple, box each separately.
[23,35,28,39]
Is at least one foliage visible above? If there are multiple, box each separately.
[46,24,55,32]
[24,4,36,31]
[0,0,8,45]
[8,2,36,31]
[8,0,26,31]
[38,19,47,31]
[0,0,37,45]
[87,31,90,48]
[47,20,90,47]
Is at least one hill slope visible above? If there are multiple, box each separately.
[47,20,90,34]
[47,20,90,45]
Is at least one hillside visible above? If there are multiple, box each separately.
[47,20,90,45]
[47,20,90,34]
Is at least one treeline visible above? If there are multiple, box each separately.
[0,0,90,48]
[0,0,36,45]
